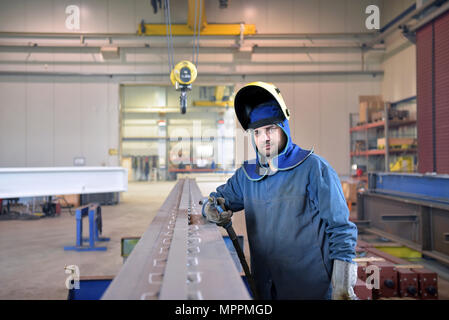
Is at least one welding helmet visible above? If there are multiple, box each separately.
[234,81,291,130]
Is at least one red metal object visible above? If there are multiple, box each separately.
[357,263,369,282]
[417,18,434,173]
[416,9,449,174]
[397,268,419,298]
[356,240,374,249]
[368,261,398,298]
[356,242,439,299]
[55,202,61,216]
[434,11,449,174]
[412,268,438,299]
[354,278,372,300]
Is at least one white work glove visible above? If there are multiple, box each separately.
[203,196,233,226]
[331,259,358,300]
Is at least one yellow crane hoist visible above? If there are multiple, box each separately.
[164,0,201,114]
[170,60,197,114]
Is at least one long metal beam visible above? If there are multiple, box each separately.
[0,32,377,41]
[0,70,384,78]
[0,167,128,199]
[0,42,383,52]
[408,0,449,32]
[102,179,250,300]
[363,0,441,49]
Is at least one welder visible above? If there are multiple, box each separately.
[203,81,358,300]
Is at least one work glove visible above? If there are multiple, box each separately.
[331,259,359,300]
[202,196,233,226]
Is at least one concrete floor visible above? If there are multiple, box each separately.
[0,180,448,300]
[0,180,241,300]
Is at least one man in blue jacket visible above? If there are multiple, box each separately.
[203,82,358,300]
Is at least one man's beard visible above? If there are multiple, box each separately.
[259,144,279,163]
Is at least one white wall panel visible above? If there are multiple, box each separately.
[291,78,321,152]
[107,82,120,166]
[0,77,27,167]
[381,33,416,102]
[80,80,109,166]
[293,0,320,33]
[0,0,26,32]
[318,80,348,172]
[319,0,346,33]
[54,80,82,166]
[80,0,108,33]
[25,0,54,32]
[26,80,54,166]
[108,0,136,33]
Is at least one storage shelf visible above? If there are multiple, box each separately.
[351,150,385,156]
[351,148,418,157]
[350,119,417,132]
[349,97,417,173]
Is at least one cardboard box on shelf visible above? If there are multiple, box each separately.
[354,140,366,152]
[359,96,385,124]
[377,137,417,149]
[359,101,369,124]
[371,110,385,122]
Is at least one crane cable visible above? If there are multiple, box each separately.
[164,0,175,75]
[192,0,202,67]
[163,0,201,77]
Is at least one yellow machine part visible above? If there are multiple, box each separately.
[187,0,207,31]
[193,100,233,107]
[389,156,413,172]
[139,23,256,36]
[138,0,256,36]
[171,60,197,85]
[375,246,422,259]
[214,85,225,102]
[193,85,234,107]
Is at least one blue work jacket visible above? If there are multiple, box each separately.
[210,131,357,299]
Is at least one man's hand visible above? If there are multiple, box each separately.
[202,196,233,226]
[331,259,359,300]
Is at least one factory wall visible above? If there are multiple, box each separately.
[380,0,417,102]
[0,0,384,175]
[0,76,120,167]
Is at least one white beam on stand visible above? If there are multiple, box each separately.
[0,167,128,199]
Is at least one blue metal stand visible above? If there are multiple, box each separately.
[64,204,109,252]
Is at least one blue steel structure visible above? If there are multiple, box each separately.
[369,172,449,205]
[64,204,110,251]
[68,277,113,300]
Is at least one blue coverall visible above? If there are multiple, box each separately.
[210,118,358,300]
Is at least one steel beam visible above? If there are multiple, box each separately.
[0,70,384,78]
[102,179,250,300]
[0,167,128,199]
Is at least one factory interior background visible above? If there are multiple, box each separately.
[1,0,449,301]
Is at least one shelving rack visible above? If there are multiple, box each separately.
[350,96,417,174]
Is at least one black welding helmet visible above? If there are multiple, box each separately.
[234,81,291,130]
